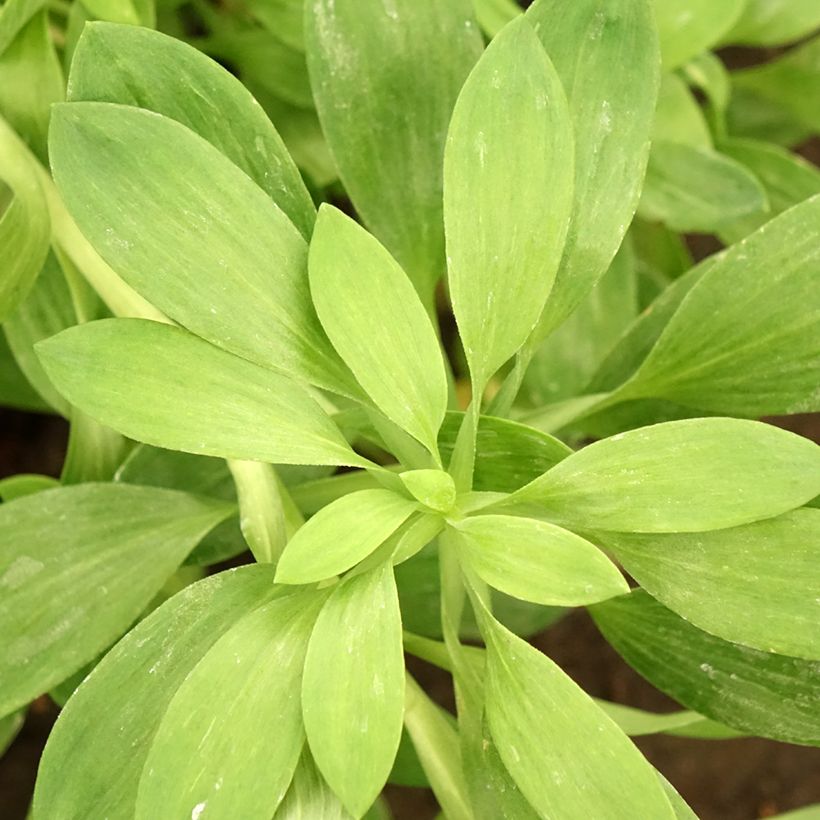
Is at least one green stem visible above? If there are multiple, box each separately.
[403,632,453,671]
[485,344,534,417]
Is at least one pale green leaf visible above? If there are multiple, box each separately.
[0,483,232,715]
[303,564,404,817]
[309,206,447,455]
[48,101,358,397]
[623,195,820,416]
[728,0,820,47]
[454,515,627,606]
[0,709,24,754]
[243,0,304,51]
[0,0,45,54]
[37,318,366,467]
[501,418,820,532]
[652,0,745,69]
[306,0,482,302]
[652,74,711,149]
[0,473,58,501]
[398,470,456,514]
[479,606,676,818]
[60,408,129,484]
[68,22,315,239]
[639,141,767,233]
[472,0,520,36]
[276,489,418,584]
[136,589,324,820]
[527,0,659,337]
[275,747,351,820]
[33,567,287,818]
[596,508,820,659]
[592,590,820,746]
[444,16,573,388]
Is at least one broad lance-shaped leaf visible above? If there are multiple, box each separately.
[476,602,676,818]
[276,489,418,584]
[592,591,820,747]
[306,0,482,303]
[34,567,286,818]
[727,0,820,47]
[595,508,820,660]
[48,102,358,398]
[444,16,573,389]
[0,115,50,322]
[302,564,404,817]
[499,418,820,533]
[37,319,368,468]
[652,0,745,69]
[136,589,325,820]
[619,195,820,416]
[0,483,232,716]
[453,515,627,606]
[639,141,767,233]
[310,206,448,457]
[527,0,659,338]
[67,22,315,240]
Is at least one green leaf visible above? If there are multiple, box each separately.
[639,141,767,233]
[4,251,76,415]
[136,589,324,820]
[527,0,659,337]
[33,567,286,818]
[0,0,46,55]
[275,747,351,820]
[652,74,711,149]
[439,413,572,494]
[472,0,520,36]
[595,508,820,659]
[241,0,304,51]
[0,116,50,322]
[728,0,820,47]
[60,408,129,484]
[622,195,820,416]
[652,0,745,69]
[444,16,573,389]
[276,489,418,584]
[309,206,447,456]
[718,138,820,243]
[0,473,58,501]
[732,36,820,134]
[0,483,231,715]
[305,0,482,302]
[48,101,358,398]
[0,331,50,412]
[37,318,366,467]
[454,515,627,606]
[68,22,315,240]
[398,470,456,514]
[302,564,404,816]
[478,606,676,818]
[592,590,820,746]
[501,418,820,533]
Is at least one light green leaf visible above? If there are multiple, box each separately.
[398,470,456,514]
[732,36,820,134]
[60,408,129,484]
[596,508,820,659]
[33,567,286,818]
[68,22,315,239]
[276,489,418,584]
[309,206,447,456]
[306,0,482,302]
[478,606,676,818]
[527,0,659,337]
[444,16,573,389]
[48,101,358,398]
[728,0,820,47]
[0,709,24,754]
[652,0,745,69]
[0,483,231,715]
[243,0,304,51]
[592,590,820,747]
[275,747,351,820]
[472,0,520,35]
[0,473,58,501]
[4,251,75,415]
[439,413,572,494]
[37,318,366,467]
[136,589,324,820]
[0,116,50,322]
[622,195,820,416]
[303,564,404,816]
[652,74,711,149]
[0,0,46,55]
[454,515,627,606]
[639,141,767,233]
[501,418,820,532]
[0,331,49,412]
[718,138,820,242]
